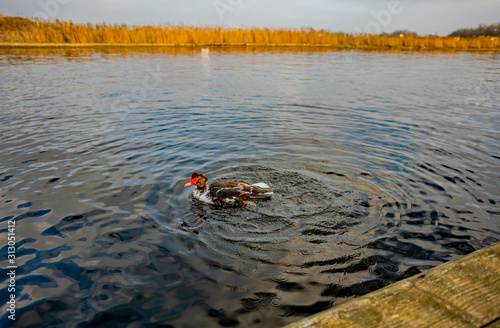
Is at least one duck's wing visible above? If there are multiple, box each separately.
[209,182,250,199]
[210,181,250,188]
[209,181,273,203]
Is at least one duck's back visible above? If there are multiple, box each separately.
[208,181,273,201]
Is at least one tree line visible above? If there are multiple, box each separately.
[449,23,500,38]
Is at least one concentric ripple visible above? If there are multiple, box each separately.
[0,47,499,328]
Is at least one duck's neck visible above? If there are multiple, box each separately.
[196,185,207,193]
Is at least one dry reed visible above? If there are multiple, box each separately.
[1,15,499,50]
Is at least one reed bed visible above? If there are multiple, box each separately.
[1,15,499,50]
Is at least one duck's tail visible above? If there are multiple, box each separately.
[251,182,273,199]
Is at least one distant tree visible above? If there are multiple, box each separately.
[449,23,500,37]
[390,29,418,36]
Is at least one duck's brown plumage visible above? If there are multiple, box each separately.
[184,172,273,206]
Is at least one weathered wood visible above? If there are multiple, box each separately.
[285,242,500,328]
[485,318,500,328]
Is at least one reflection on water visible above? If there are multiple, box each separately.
[0,47,499,327]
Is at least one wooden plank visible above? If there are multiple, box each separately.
[285,242,500,328]
[485,318,500,328]
[413,248,500,326]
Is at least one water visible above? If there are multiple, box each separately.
[0,47,499,327]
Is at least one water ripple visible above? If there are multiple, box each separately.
[0,47,499,327]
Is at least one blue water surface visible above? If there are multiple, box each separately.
[0,47,499,327]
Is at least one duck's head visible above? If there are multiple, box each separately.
[184,172,208,189]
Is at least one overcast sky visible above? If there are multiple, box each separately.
[1,0,499,35]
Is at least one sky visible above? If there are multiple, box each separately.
[0,0,499,36]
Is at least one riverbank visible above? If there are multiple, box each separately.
[1,15,499,51]
[1,42,499,52]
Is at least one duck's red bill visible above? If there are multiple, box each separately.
[184,177,198,187]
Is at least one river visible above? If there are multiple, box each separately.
[0,47,499,327]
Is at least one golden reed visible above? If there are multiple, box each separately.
[1,15,499,50]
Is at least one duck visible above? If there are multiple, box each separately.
[184,172,273,206]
